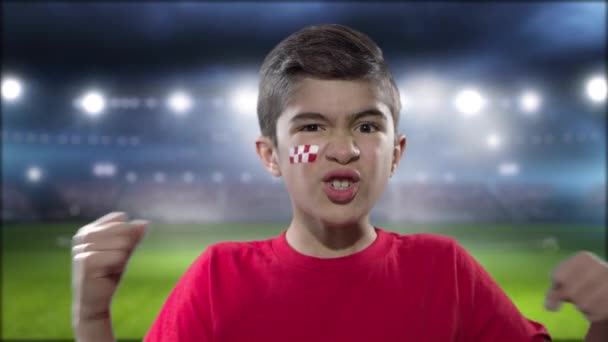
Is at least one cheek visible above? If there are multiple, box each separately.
[279,145,318,184]
[360,140,393,175]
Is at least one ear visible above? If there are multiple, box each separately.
[390,134,407,176]
[256,135,282,177]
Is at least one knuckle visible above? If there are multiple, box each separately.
[73,251,93,268]
[77,231,93,244]
[77,243,95,254]
[576,251,594,262]
[551,269,566,284]
[71,244,82,256]
[72,233,85,245]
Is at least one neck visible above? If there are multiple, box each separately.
[285,213,377,258]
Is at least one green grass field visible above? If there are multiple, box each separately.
[2,222,605,340]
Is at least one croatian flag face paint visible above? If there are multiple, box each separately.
[289,144,319,164]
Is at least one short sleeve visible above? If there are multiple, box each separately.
[453,241,552,341]
[144,248,214,342]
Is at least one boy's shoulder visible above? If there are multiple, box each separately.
[384,229,459,253]
[198,234,279,262]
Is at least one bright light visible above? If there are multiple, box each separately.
[399,92,411,112]
[2,77,23,101]
[498,162,520,176]
[520,91,541,113]
[586,75,607,103]
[79,91,106,116]
[486,133,502,150]
[93,162,116,177]
[26,166,42,183]
[398,76,446,115]
[231,88,258,116]
[454,89,485,117]
[167,91,193,114]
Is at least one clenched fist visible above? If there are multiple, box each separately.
[71,212,148,341]
[545,251,608,323]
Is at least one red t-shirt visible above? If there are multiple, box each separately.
[145,228,551,341]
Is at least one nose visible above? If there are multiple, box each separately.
[325,133,360,165]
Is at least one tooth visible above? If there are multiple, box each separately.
[341,181,349,188]
[332,180,340,188]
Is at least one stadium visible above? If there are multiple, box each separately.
[2,2,606,340]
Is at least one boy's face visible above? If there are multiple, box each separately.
[257,77,406,228]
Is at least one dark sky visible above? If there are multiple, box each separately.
[2,2,605,80]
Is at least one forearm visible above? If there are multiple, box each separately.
[584,321,608,342]
[73,318,115,342]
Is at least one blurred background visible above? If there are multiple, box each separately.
[2,2,605,340]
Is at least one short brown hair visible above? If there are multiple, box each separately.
[257,24,401,145]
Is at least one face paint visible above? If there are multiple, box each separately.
[289,144,319,164]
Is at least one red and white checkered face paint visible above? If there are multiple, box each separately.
[289,144,319,164]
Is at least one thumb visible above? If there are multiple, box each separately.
[544,285,564,312]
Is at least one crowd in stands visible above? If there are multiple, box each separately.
[2,180,605,224]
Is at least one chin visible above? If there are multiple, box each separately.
[317,204,368,228]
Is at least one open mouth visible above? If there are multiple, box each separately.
[322,169,361,204]
[329,179,353,190]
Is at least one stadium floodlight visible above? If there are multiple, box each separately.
[93,162,117,177]
[586,75,607,103]
[2,77,23,102]
[399,92,411,112]
[79,91,106,116]
[454,88,485,117]
[26,166,42,183]
[486,133,502,150]
[519,90,541,113]
[230,88,258,116]
[498,162,519,176]
[167,91,193,114]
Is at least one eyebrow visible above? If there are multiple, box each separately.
[289,108,387,125]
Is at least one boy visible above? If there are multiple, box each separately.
[72,24,608,341]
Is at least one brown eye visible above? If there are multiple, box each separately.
[357,123,378,133]
[301,124,320,132]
